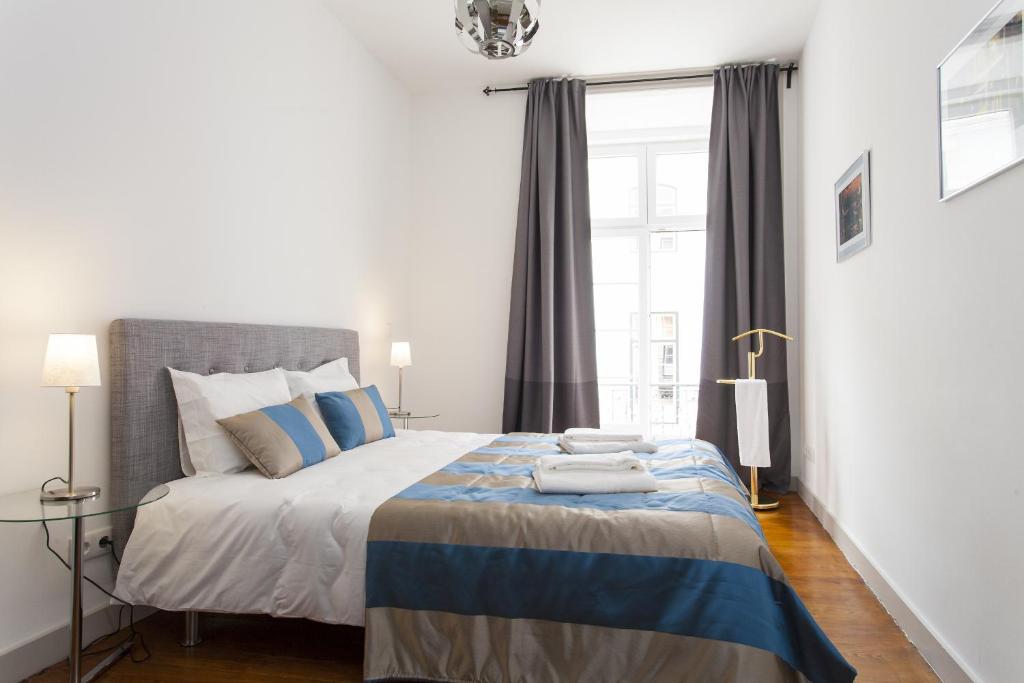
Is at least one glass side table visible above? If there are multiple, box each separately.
[0,484,169,683]
[388,411,440,430]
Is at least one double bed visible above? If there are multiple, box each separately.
[109,318,854,683]
[114,427,495,626]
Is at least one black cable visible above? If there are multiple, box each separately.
[41,520,150,661]
[39,478,151,665]
[106,537,123,566]
[89,541,150,663]
[40,476,67,491]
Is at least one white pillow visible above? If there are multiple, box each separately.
[283,357,358,399]
[168,367,291,475]
[177,418,196,477]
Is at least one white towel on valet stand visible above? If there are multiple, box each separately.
[734,379,771,468]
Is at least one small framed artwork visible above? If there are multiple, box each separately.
[834,151,872,262]
[938,0,1024,200]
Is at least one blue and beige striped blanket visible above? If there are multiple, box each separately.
[365,434,855,683]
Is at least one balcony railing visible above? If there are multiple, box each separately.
[597,383,699,438]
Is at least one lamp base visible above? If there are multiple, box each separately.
[40,486,100,502]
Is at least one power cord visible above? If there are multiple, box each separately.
[39,477,151,665]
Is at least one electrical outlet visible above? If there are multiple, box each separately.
[65,526,113,563]
[804,445,816,463]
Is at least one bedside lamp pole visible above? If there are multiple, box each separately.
[40,334,102,502]
[390,341,412,417]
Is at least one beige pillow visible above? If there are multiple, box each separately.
[217,397,341,479]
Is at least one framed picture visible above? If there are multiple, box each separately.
[834,151,872,262]
[938,0,1024,200]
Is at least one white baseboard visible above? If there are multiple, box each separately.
[794,478,977,683]
[0,603,156,683]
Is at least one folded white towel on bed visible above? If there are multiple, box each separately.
[563,427,645,443]
[537,452,643,472]
[558,438,658,454]
[533,467,659,494]
[533,452,658,494]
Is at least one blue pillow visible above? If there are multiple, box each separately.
[315,385,395,451]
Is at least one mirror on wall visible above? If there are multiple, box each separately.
[938,0,1024,200]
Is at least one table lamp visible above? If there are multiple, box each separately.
[390,341,412,416]
[40,334,102,502]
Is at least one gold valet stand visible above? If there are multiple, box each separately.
[717,328,794,512]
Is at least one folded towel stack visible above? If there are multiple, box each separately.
[533,451,658,494]
[559,427,659,455]
[559,439,658,454]
[538,453,644,472]
[563,428,644,442]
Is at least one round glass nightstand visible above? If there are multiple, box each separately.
[0,484,169,682]
[0,483,168,524]
[388,411,440,430]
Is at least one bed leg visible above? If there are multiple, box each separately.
[180,610,202,647]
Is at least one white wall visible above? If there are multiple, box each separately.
[799,1,1024,681]
[781,82,804,483]
[0,0,412,675]
[405,90,526,433]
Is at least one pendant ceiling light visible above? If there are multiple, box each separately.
[454,0,541,59]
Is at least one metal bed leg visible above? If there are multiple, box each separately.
[180,610,202,647]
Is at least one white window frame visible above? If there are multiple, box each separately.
[590,139,708,435]
[592,226,649,433]
[646,140,709,229]
[591,141,708,231]
[588,144,646,228]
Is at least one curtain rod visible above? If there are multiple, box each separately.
[483,62,798,96]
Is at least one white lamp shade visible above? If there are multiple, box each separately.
[42,334,101,387]
[390,341,412,368]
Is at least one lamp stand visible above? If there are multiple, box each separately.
[41,387,100,502]
[392,366,409,417]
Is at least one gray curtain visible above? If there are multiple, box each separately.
[696,65,791,491]
[503,78,600,433]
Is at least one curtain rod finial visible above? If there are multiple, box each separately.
[483,86,494,96]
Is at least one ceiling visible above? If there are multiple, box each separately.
[325,0,819,94]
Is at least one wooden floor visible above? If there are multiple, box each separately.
[29,493,937,682]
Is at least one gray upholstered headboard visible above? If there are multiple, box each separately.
[109,318,360,555]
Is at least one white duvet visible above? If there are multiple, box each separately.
[114,430,496,626]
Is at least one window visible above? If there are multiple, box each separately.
[587,86,712,438]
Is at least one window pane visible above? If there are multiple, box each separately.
[599,384,638,427]
[589,156,639,220]
[587,87,713,144]
[650,341,677,383]
[650,384,700,439]
[654,152,709,217]
[594,284,638,331]
[592,235,639,282]
[593,233,641,428]
[650,231,705,387]
[596,330,637,381]
[593,235,640,333]
[650,312,677,341]
[592,230,705,436]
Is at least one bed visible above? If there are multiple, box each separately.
[110,318,854,683]
[114,427,496,625]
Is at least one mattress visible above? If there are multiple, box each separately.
[113,429,496,626]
